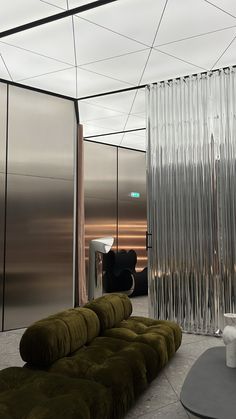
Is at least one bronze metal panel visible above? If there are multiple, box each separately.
[84,141,117,200]
[118,148,147,271]
[7,86,75,180]
[4,175,74,330]
[84,141,117,281]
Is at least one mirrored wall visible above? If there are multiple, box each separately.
[84,140,147,280]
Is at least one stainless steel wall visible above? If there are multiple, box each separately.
[0,84,7,329]
[3,86,75,330]
[84,141,147,276]
[118,149,147,271]
[84,141,117,280]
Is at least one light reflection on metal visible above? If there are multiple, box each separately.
[147,68,236,335]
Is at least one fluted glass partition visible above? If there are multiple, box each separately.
[147,68,236,335]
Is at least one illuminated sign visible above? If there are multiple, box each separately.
[130,192,140,198]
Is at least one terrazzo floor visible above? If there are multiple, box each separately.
[0,296,224,419]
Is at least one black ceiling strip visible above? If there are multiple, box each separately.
[0,77,75,101]
[84,138,146,153]
[74,100,80,124]
[84,127,146,139]
[0,0,118,39]
[78,84,147,101]
[77,64,236,101]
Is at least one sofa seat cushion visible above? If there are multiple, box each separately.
[20,307,100,367]
[0,367,111,419]
[48,336,158,419]
[85,294,132,331]
[102,316,182,367]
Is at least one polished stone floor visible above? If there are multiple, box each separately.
[126,296,224,419]
[0,296,224,419]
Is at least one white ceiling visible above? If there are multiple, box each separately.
[0,0,236,150]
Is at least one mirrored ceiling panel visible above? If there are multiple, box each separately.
[130,89,146,115]
[83,90,137,113]
[120,132,146,151]
[79,100,124,122]
[125,115,146,130]
[23,67,77,97]
[85,134,123,146]
[0,55,11,79]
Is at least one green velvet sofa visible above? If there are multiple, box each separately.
[0,294,182,419]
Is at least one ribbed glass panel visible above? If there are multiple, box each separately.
[146,68,236,335]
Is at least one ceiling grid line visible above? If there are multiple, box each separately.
[211,32,236,70]
[155,24,236,48]
[203,0,236,18]
[0,54,13,81]
[0,0,235,150]
[119,0,169,147]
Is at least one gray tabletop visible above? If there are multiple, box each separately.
[180,346,236,419]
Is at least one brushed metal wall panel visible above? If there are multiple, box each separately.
[0,83,7,330]
[7,86,75,180]
[118,149,147,271]
[84,142,117,281]
[84,141,117,200]
[4,175,74,330]
[0,83,7,173]
[0,174,5,330]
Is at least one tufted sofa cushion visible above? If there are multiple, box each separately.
[0,367,111,419]
[102,316,182,368]
[48,336,159,419]
[20,307,100,367]
[85,293,132,331]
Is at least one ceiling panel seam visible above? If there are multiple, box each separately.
[75,15,150,48]
[0,40,74,67]
[153,48,208,71]
[155,24,236,48]
[210,33,236,69]
[0,54,13,80]
[80,100,131,116]
[78,48,150,68]
[17,63,135,87]
[16,65,75,82]
[120,0,169,146]
[40,0,65,12]
[0,0,118,39]
[75,65,135,86]
[203,0,236,19]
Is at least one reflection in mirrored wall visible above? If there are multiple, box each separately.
[84,140,147,284]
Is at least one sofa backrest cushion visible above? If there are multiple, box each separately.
[85,293,132,331]
[20,307,100,367]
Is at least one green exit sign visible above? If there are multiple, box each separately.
[130,192,140,198]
